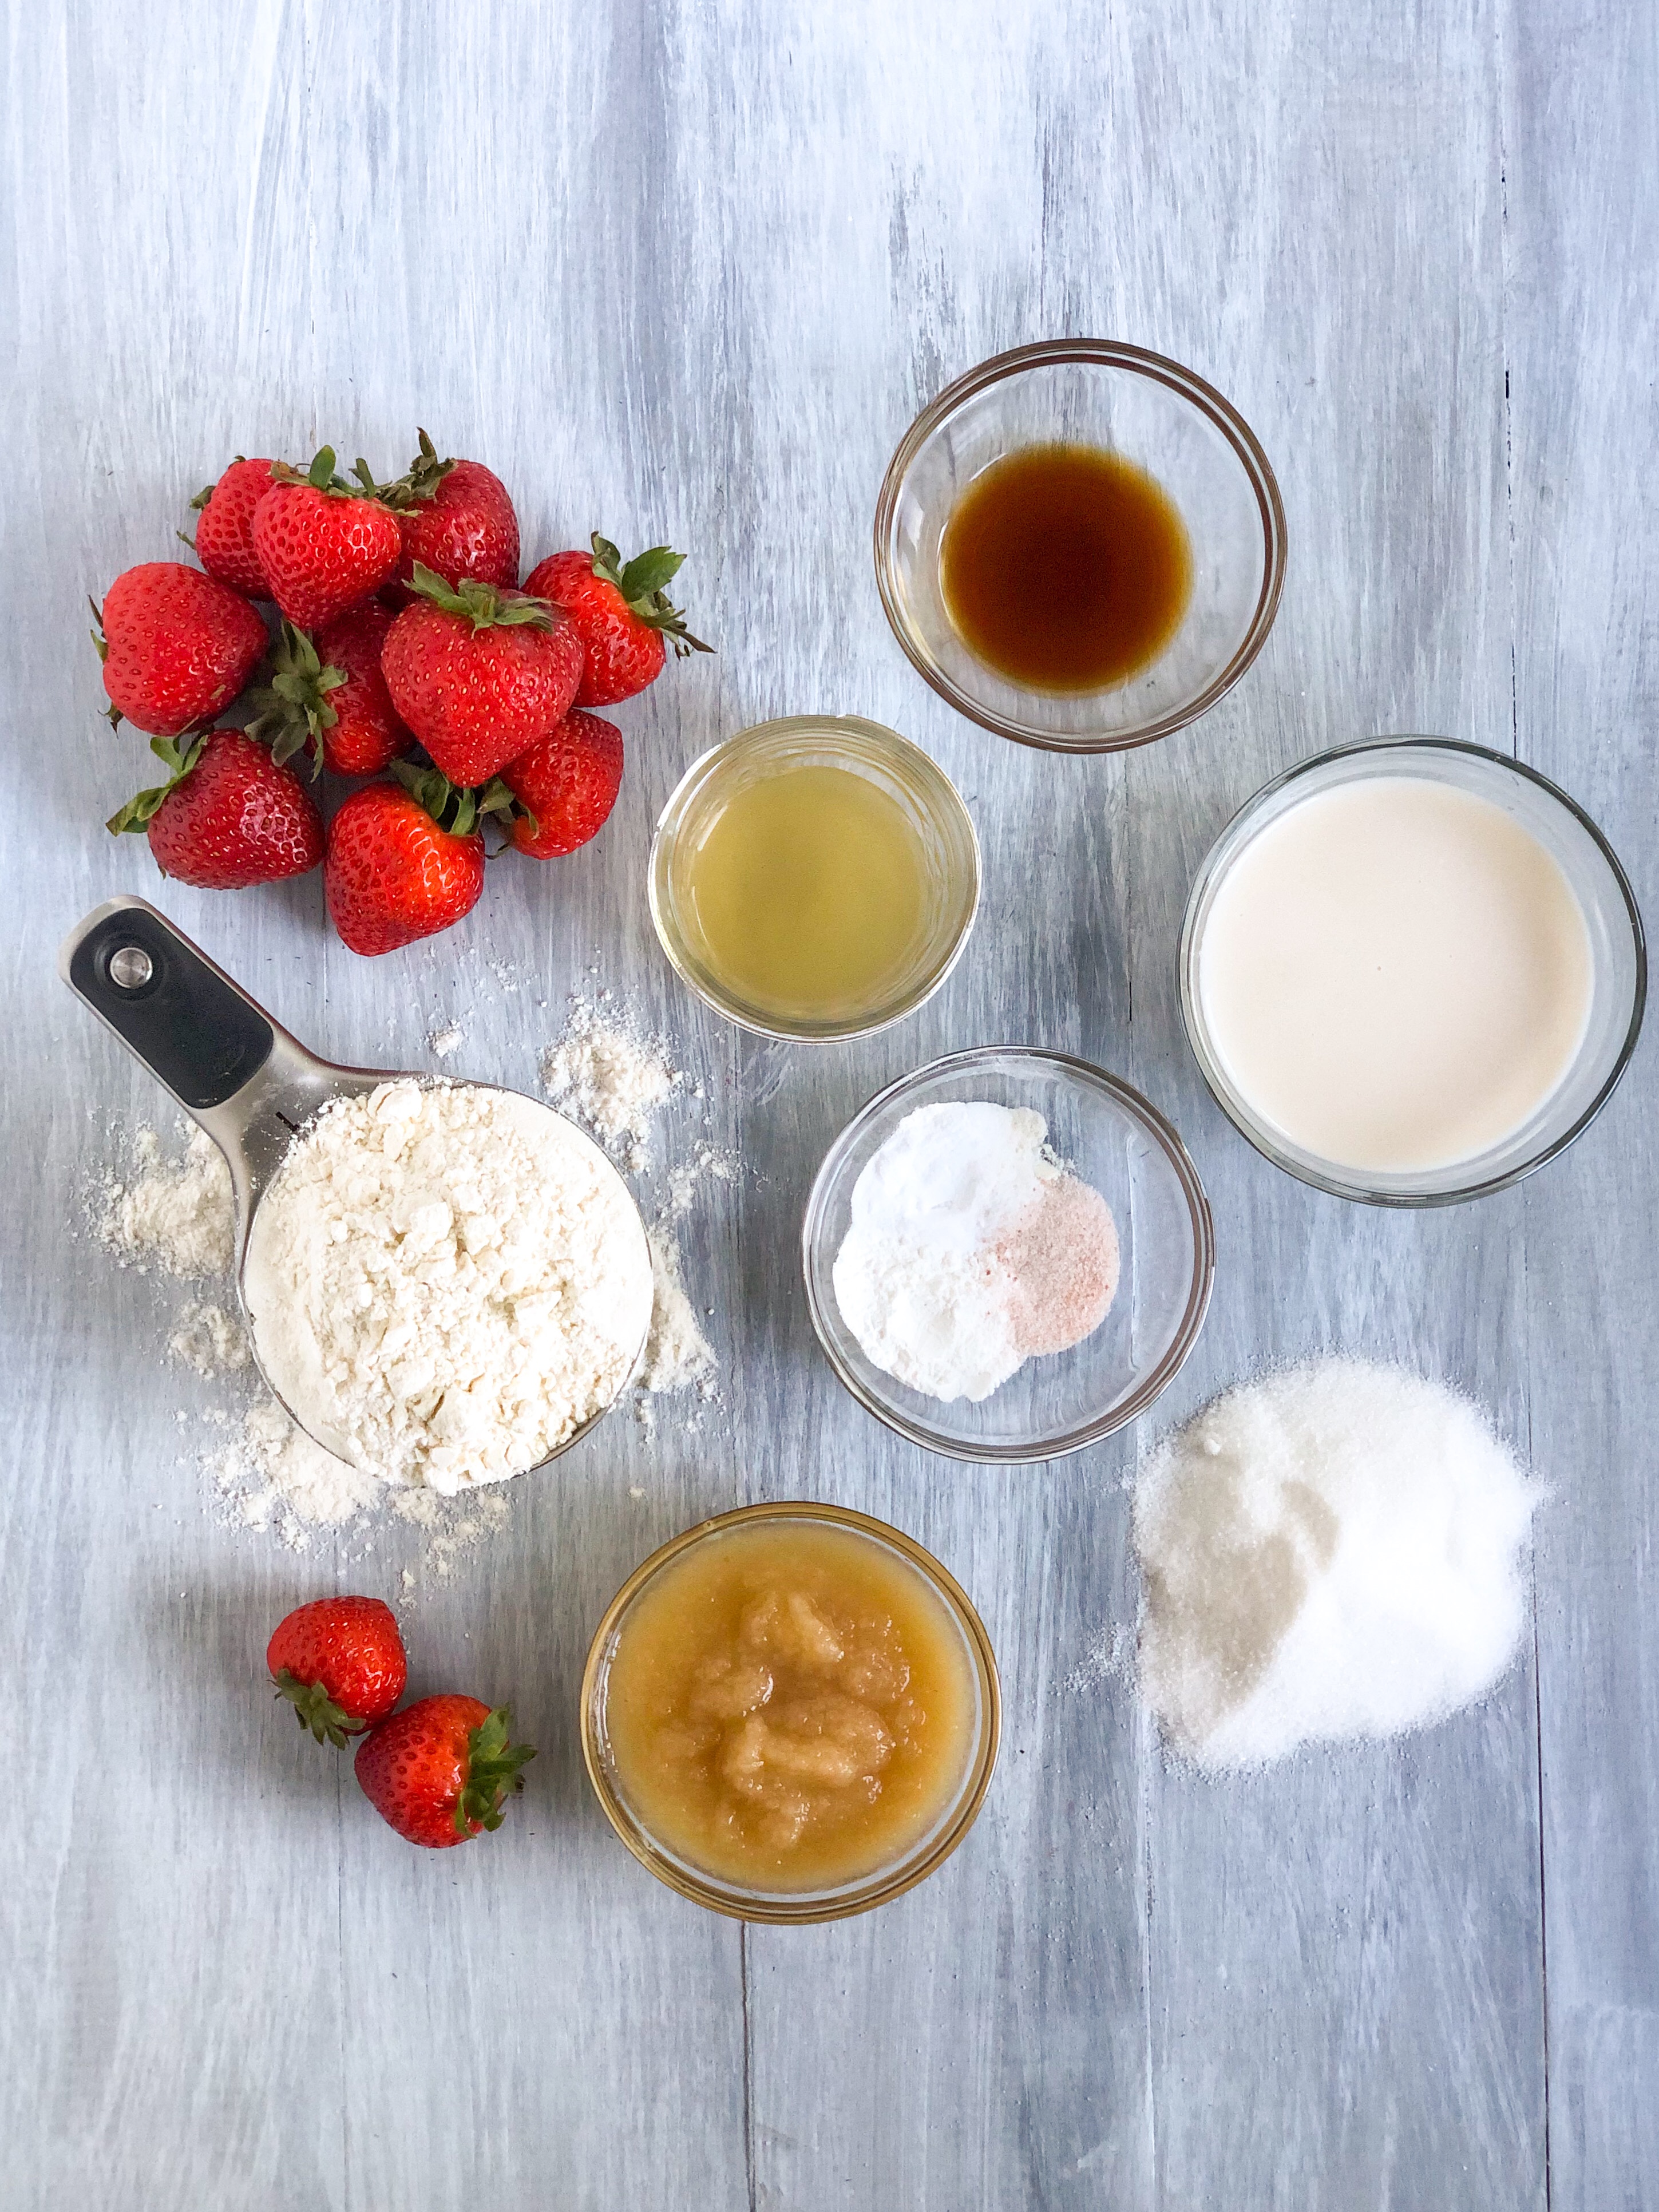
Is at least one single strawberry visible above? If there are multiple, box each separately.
[501,709,624,858]
[189,458,277,597]
[523,533,712,706]
[267,1595,408,1747]
[246,609,411,778]
[107,729,324,888]
[91,563,268,736]
[382,430,519,595]
[380,564,583,786]
[325,762,513,955]
[354,1696,534,1849]
[251,448,403,630]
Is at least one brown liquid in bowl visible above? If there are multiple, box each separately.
[602,1521,976,1892]
[941,442,1192,691]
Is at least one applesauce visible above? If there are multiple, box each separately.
[592,1512,989,1901]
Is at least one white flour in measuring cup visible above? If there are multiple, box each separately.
[243,1079,652,1493]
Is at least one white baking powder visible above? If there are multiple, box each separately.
[832,1102,1119,1403]
[243,1079,653,1493]
[1133,1358,1541,1768]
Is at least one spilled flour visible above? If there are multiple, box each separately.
[540,992,731,1432]
[98,1125,234,1279]
[540,996,681,1171]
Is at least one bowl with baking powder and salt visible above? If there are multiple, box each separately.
[802,1048,1214,1463]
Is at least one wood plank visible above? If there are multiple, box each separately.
[1502,3,1659,2204]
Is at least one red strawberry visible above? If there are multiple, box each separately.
[354,1696,534,1849]
[107,729,323,888]
[380,565,583,786]
[501,709,623,858]
[247,610,411,778]
[189,458,277,597]
[326,763,512,955]
[267,1596,407,1747]
[92,563,267,736]
[384,430,518,595]
[252,448,403,629]
[524,533,712,706]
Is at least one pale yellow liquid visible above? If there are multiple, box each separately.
[682,764,930,1023]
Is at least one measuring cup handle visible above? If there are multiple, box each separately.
[60,896,278,1110]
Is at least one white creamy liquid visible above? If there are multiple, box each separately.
[1197,777,1593,1174]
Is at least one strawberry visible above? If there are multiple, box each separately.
[524,533,712,706]
[91,563,267,736]
[354,1696,534,1849]
[267,1595,407,1747]
[383,429,518,595]
[501,709,623,858]
[251,448,403,630]
[247,609,412,778]
[380,565,583,786]
[189,458,277,597]
[325,763,512,956]
[108,729,323,888]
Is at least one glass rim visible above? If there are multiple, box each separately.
[647,713,982,1042]
[801,1045,1216,1463]
[873,338,1289,755]
[579,1499,1002,1924]
[1178,735,1649,1206]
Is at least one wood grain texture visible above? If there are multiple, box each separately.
[1,1,1653,2206]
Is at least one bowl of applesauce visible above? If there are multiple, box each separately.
[580,1502,1000,1922]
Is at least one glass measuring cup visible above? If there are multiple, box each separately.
[60,896,654,1477]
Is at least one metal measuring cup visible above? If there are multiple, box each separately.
[60,896,654,1478]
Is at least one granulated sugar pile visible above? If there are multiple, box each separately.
[1132,1358,1541,1769]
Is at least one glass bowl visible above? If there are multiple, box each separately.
[802,1048,1214,1463]
[580,1501,1001,1924]
[1179,737,1646,1205]
[648,714,981,1042]
[873,339,1286,753]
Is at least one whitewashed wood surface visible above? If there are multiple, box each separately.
[3,2,1655,2206]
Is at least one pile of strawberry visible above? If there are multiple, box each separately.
[268,1592,533,1849]
[92,433,711,955]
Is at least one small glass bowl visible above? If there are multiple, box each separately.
[648,714,981,1042]
[1179,737,1647,1205]
[580,1501,1001,1924]
[802,1048,1214,1463]
[873,339,1286,753]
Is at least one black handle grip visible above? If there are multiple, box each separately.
[65,903,274,1111]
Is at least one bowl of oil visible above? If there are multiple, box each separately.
[648,714,980,1040]
[874,339,1288,753]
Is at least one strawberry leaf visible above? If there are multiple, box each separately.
[106,732,207,834]
[407,564,552,632]
[244,621,342,775]
[379,428,455,511]
[189,483,216,512]
[617,545,686,602]
[588,532,714,657]
[272,1666,364,1750]
[456,1706,535,1835]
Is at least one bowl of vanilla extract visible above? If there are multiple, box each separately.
[874,339,1288,754]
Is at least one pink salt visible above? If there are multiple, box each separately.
[999,1176,1120,1358]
